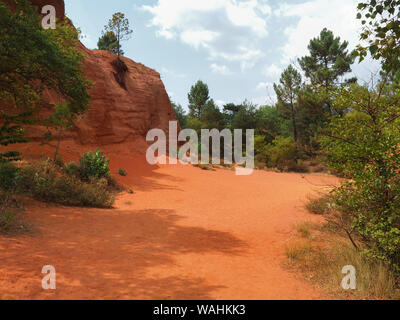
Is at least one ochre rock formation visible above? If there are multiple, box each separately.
[3,0,177,153]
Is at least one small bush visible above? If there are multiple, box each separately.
[285,160,309,173]
[0,211,16,232]
[64,161,81,177]
[118,168,127,176]
[19,160,115,208]
[306,195,334,215]
[80,149,110,180]
[255,136,306,172]
[0,162,20,191]
[0,210,29,235]
[267,136,297,170]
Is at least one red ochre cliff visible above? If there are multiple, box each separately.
[2,0,177,154]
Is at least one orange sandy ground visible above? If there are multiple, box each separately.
[0,142,339,300]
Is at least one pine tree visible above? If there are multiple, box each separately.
[299,28,355,90]
[188,81,210,118]
[274,65,302,142]
[104,12,133,58]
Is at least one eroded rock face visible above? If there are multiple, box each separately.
[73,48,176,148]
[3,0,177,152]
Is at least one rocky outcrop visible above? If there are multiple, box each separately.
[3,0,177,152]
[72,48,176,147]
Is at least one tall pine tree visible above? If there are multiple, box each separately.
[274,65,302,142]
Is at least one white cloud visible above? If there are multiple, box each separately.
[280,0,360,63]
[256,81,271,90]
[142,0,271,69]
[215,100,226,108]
[211,63,232,75]
[276,0,381,81]
[262,64,282,78]
[278,0,360,65]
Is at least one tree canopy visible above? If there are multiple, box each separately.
[103,12,133,58]
[299,28,355,89]
[0,0,90,161]
[97,31,124,56]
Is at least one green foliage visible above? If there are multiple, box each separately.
[42,103,75,160]
[80,149,111,180]
[188,80,210,118]
[0,0,90,161]
[0,211,16,233]
[267,136,298,170]
[104,12,133,57]
[231,101,257,131]
[185,117,204,133]
[118,168,127,176]
[18,160,114,208]
[0,162,20,191]
[64,161,81,177]
[321,81,400,272]
[200,100,225,130]
[356,0,400,72]
[299,28,355,89]
[274,65,302,142]
[254,105,287,143]
[254,135,269,164]
[171,101,187,128]
[97,31,124,55]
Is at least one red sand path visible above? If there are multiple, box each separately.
[0,144,339,300]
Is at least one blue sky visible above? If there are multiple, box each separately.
[65,0,379,111]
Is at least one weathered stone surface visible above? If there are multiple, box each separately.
[3,0,177,152]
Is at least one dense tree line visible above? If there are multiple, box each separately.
[172,0,400,273]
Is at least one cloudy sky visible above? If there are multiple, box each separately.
[65,0,379,110]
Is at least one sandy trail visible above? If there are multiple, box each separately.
[0,145,338,300]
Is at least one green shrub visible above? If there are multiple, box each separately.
[254,135,269,164]
[267,136,297,170]
[0,211,16,232]
[19,160,114,208]
[80,149,110,180]
[0,162,20,191]
[118,168,127,176]
[321,83,400,273]
[64,161,81,177]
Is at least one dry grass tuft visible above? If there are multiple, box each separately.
[286,221,400,300]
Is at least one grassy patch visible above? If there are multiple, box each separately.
[0,192,29,235]
[305,194,334,215]
[295,222,314,239]
[286,222,400,300]
[286,241,313,261]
